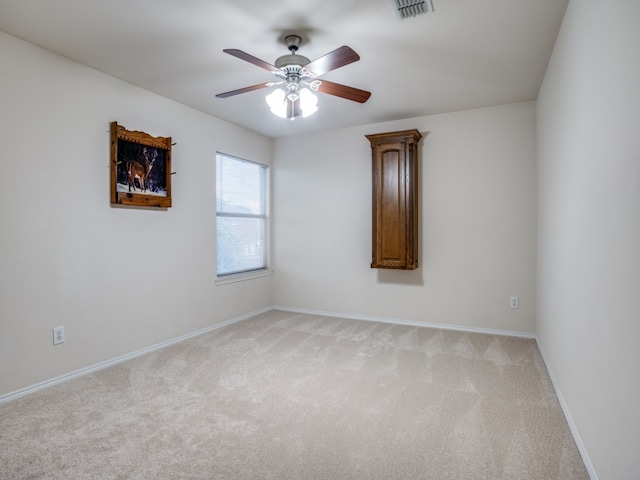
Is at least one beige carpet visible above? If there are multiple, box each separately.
[0,310,589,479]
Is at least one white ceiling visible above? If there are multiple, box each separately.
[0,0,568,138]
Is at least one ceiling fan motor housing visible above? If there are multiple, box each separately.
[275,36,311,101]
[275,55,310,69]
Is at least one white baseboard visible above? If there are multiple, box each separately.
[272,305,536,339]
[536,342,598,480]
[0,306,271,405]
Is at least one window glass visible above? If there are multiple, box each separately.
[216,154,268,277]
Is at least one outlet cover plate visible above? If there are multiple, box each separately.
[53,326,65,345]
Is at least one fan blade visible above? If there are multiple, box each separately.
[304,46,360,76]
[215,83,271,98]
[223,49,281,73]
[316,80,371,103]
[286,99,302,119]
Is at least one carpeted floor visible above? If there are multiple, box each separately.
[0,309,589,479]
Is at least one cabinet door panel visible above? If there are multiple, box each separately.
[379,147,405,266]
[367,130,421,270]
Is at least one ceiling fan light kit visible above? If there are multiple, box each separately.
[216,34,371,120]
[266,86,318,119]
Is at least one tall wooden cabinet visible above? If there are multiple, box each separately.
[366,129,422,270]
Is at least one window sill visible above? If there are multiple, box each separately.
[215,269,272,286]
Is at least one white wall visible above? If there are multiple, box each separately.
[536,0,640,478]
[272,102,537,334]
[0,32,273,397]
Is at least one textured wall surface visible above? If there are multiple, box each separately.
[273,102,537,335]
[537,0,640,478]
[0,31,273,397]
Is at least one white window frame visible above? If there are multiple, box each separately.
[215,152,271,285]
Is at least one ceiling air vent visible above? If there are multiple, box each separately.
[391,0,434,20]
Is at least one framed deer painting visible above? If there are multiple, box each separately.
[110,122,172,208]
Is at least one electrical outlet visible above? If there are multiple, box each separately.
[293,281,300,291]
[53,326,65,345]
[510,296,519,309]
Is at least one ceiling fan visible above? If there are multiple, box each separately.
[215,35,371,119]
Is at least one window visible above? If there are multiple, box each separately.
[216,153,269,279]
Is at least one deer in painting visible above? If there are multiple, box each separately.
[126,147,158,193]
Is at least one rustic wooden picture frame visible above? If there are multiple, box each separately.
[110,121,172,208]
